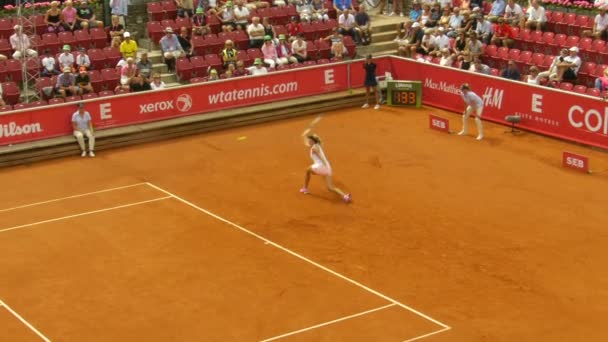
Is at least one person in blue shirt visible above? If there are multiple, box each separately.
[489,0,506,19]
[333,0,352,12]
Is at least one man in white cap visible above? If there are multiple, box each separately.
[119,31,138,59]
[72,102,95,157]
[159,27,184,71]
[404,22,423,58]
[10,25,38,59]
[458,83,484,141]
[557,46,581,83]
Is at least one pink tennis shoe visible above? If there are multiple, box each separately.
[299,187,309,194]
[343,194,352,203]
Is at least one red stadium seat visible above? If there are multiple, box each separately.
[237,50,251,66]
[564,35,579,48]
[204,53,223,71]
[189,55,208,77]
[88,48,106,70]
[147,21,164,43]
[559,82,574,91]
[2,81,20,105]
[579,61,597,87]
[41,32,61,54]
[103,47,122,67]
[98,90,115,97]
[101,68,120,90]
[586,87,601,97]
[89,27,107,49]
[65,95,82,102]
[82,93,98,100]
[315,39,331,59]
[58,31,76,47]
[0,18,14,39]
[570,14,589,37]
[88,70,103,93]
[48,98,65,105]
[246,48,263,61]
[147,2,164,21]
[573,85,587,94]
[74,29,92,49]
[161,0,178,20]
[175,57,194,81]
[189,77,206,83]
[35,77,54,100]
[517,50,533,73]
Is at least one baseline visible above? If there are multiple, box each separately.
[260,303,397,341]
[145,182,451,335]
[0,299,51,342]
[0,196,171,233]
[0,183,148,213]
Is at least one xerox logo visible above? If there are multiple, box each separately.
[568,105,608,135]
[139,94,192,114]
[176,94,192,112]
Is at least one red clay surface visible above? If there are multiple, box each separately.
[0,104,607,341]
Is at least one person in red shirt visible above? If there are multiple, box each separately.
[286,16,302,39]
[490,18,514,48]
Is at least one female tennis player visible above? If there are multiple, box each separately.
[300,128,352,203]
[362,54,380,110]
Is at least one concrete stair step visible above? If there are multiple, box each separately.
[372,30,398,44]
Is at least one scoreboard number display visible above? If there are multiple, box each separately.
[387,80,422,108]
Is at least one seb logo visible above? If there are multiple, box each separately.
[139,94,193,114]
[568,105,608,135]
[562,151,589,173]
[482,87,504,110]
[429,114,450,133]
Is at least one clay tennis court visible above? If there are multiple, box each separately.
[1,104,607,342]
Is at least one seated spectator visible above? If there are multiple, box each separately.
[595,68,608,91]
[311,0,329,22]
[524,0,546,31]
[504,0,523,27]
[584,6,608,40]
[233,60,250,76]
[526,66,541,85]
[233,0,250,30]
[453,30,467,56]
[160,27,185,71]
[56,67,77,98]
[466,31,484,59]
[501,60,520,80]
[274,0,287,7]
[199,0,219,15]
[137,52,153,81]
[338,9,358,44]
[75,66,94,94]
[217,2,235,32]
[438,48,456,66]
[460,10,476,32]
[248,17,266,48]
[404,22,424,58]
[111,36,122,49]
[491,17,514,47]
[334,0,354,12]
[72,102,95,158]
[324,27,347,60]
[192,8,210,36]
[248,58,268,75]
[120,32,138,59]
[487,0,506,21]
[474,14,493,44]
[291,33,308,62]
[438,6,451,29]
[447,7,464,36]
[296,0,314,23]
[63,1,78,31]
[176,0,194,18]
[59,45,75,71]
[75,47,91,70]
[244,0,270,10]
[469,57,490,74]
[41,48,60,76]
[130,76,151,92]
[418,29,435,55]
[262,17,277,42]
[539,48,567,82]
[150,73,166,90]
[426,3,442,28]
[208,68,220,80]
[221,40,239,68]
[354,5,371,45]
[45,1,66,33]
[224,63,236,77]
[286,16,303,40]
[177,26,193,57]
[430,27,450,55]
[261,35,281,68]
[406,1,420,20]
[116,57,138,92]
[108,15,125,41]
[557,47,581,83]
[276,34,297,65]
[419,3,432,27]
[76,0,102,30]
[110,0,128,25]
[10,25,38,59]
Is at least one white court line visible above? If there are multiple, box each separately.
[0,183,147,213]
[0,298,51,342]
[403,326,451,342]
[0,196,171,233]
[260,303,397,341]
[145,182,451,333]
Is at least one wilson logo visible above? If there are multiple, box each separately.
[0,122,43,138]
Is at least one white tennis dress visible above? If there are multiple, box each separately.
[310,144,332,176]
